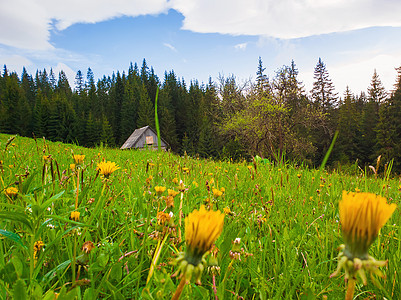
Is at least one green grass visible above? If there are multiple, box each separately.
[0,133,400,299]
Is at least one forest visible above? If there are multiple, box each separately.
[1,57,401,171]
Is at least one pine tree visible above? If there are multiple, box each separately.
[136,84,154,128]
[311,58,338,111]
[376,66,401,171]
[74,70,85,94]
[335,87,361,163]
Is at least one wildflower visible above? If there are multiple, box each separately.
[223,207,232,216]
[297,173,301,178]
[192,181,199,187]
[70,211,80,221]
[354,187,360,192]
[154,186,166,195]
[168,189,179,198]
[73,154,85,166]
[70,164,76,171]
[172,177,179,184]
[165,196,175,208]
[212,188,223,198]
[4,187,18,198]
[97,161,120,179]
[157,211,171,226]
[331,191,397,285]
[82,241,95,254]
[175,206,224,282]
[229,238,242,260]
[146,175,153,185]
[43,155,51,162]
[220,187,225,193]
[34,240,45,261]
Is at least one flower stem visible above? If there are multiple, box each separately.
[172,276,187,300]
[345,278,356,300]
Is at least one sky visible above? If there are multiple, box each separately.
[1,0,401,96]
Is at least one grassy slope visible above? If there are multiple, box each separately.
[0,133,400,299]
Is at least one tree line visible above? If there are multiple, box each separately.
[1,58,401,171]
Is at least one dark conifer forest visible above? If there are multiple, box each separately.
[1,58,401,171]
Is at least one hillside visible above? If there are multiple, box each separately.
[0,133,400,299]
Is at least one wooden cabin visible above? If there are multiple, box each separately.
[120,126,169,150]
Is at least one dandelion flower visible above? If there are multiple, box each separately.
[97,161,120,179]
[157,211,171,226]
[212,188,223,198]
[175,206,224,282]
[168,189,179,198]
[33,240,45,263]
[73,154,85,166]
[154,186,166,195]
[331,191,397,285]
[70,211,80,221]
[4,187,18,198]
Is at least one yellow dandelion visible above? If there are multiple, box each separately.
[297,173,301,178]
[339,191,396,257]
[4,187,18,198]
[175,205,224,280]
[185,206,224,257]
[33,240,45,262]
[223,207,231,215]
[70,163,76,171]
[165,196,175,208]
[172,177,179,184]
[331,191,397,287]
[96,161,120,179]
[70,211,80,221]
[154,186,166,195]
[212,188,223,198]
[73,154,85,166]
[157,211,171,226]
[220,187,225,193]
[168,189,179,198]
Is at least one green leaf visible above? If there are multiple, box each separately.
[97,253,109,268]
[57,286,78,300]
[21,171,37,194]
[0,211,32,231]
[42,290,56,300]
[13,279,27,300]
[40,190,65,211]
[110,262,122,282]
[42,259,71,283]
[0,229,26,249]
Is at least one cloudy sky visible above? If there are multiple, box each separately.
[1,0,401,95]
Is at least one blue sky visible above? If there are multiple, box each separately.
[1,0,401,95]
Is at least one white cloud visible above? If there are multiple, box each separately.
[171,0,401,38]
[0,0,171,50]
[234,43,247,50]
[2,0,401,52]
[163,43,177,52]
[0,0,52,50]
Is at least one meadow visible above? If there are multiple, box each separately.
[0,133,400,299]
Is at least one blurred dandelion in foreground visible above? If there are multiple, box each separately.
[96,161,120,179]
[331,191,396,299]
[172,205,224,299]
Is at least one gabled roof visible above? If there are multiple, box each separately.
[120,125,169,149]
